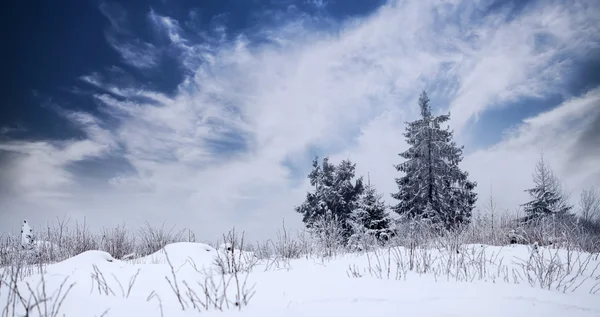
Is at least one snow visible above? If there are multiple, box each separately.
[21,220,33,249]
[43,250,115,275]
[1,243,599,316]
[134,242,217,266]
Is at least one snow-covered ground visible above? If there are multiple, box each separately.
[1,243,599,316]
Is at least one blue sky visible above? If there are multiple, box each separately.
[1,0,599,240]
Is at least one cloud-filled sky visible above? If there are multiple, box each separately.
[1,0,599,241]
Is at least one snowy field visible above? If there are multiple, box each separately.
[2,241,600,317]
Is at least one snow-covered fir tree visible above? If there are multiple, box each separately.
[332,159,365,233]
[522,155,573,219]
[349,183,393,244]
[21,219,34,250]
[391,91,477,229]
[296,156,335,226]
[295,157,364,239]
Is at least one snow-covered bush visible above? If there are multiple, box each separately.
[270,220,304,259]
[308,211,347,258]
[100,225,136,260]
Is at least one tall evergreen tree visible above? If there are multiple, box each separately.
[391,91,477,228]
[295,157,364,238]
[522,155,573,219]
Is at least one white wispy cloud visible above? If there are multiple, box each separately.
[1,0,598,239]
[99,2,160,69]
[0,125,27,135]
[446,0,600,131]
[148,9,186,45]
[0,139,108,198]
[463,87,600,213]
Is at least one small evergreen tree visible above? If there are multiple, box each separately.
[350,184,392,244]
[391,91,477,229]
[296,157,364,239]
[330,159,365,234]
[522,155,573,219]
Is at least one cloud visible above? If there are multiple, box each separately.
[148,9,186,45]
[0,125,27,136]
[99,2,160,69]
[0,139,107,198]
[462,88,600,213]
[1,0,599,240]
[446,0,600,132]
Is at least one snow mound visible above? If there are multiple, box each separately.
[219,242,233,251]
[133,242,258,273]
[59,250,114,265]
[135,242,217,268]
[46,250,115,274]
[217,242,257,260]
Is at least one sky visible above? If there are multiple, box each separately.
[1,0,599,241]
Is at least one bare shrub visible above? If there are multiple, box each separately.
[90,264,116,296]
[100,225,136,260]
[308,212,347,258]
[1,262,75,317]
[513,246,599,293]
[350,228,600,295]
[580,187,600,223]
[34,217,97,263]
[136,222,187,257]
[271,220,303,259]
[164,236,257,313]
[70,218,98,255]
[465,208,516,246]
[146,291,164,317]
[346,264,364,278]
[251,221,308,272]
[88,263,140,300]
[347,225,381,253]
[347,206,600,290]
[41,217,98,258]
[213,229,258,275]
[508,215,600,254]
[1,219,201,268]
[0,234,21,267]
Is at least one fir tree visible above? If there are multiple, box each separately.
[331,159,365,230]
[522,155,573,219]
[295,157,364,238]
[350,183,392,243]
[296,157,335,226]
[391,91,477,229]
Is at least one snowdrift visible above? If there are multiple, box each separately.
[134,242,217,266]
[1,243,598,317]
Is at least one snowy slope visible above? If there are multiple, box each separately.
[1,243,599,317]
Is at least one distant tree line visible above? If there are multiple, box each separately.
[294,91,600,246]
